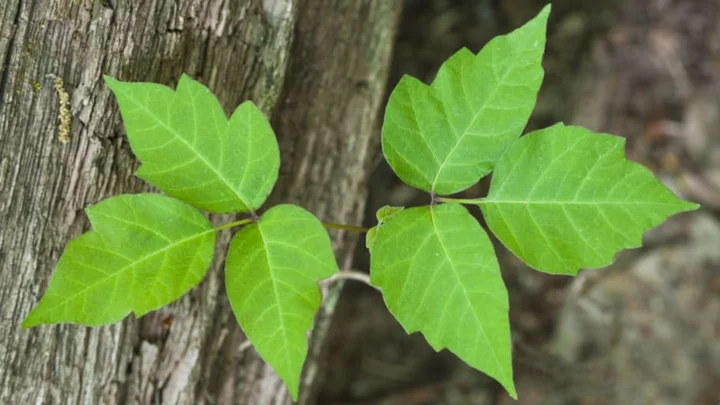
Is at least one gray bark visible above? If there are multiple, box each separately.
[0,1,400,404]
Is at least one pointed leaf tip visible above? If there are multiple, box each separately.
[540,3,552,18]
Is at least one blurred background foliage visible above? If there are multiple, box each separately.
[318,1,720,404]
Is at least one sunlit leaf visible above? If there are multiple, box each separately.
[369,203,515,397]
[481,123,699,275]
[105,74,279,213]
[225,205,338,400]
[23,194,215,327]
[382,5,549,195]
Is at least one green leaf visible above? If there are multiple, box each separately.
[105,74,280,213]
[369,203,515,397]
[381,5,549,195]
[22,194,215,327]
[225,204,338,400]
[481,123,699,275]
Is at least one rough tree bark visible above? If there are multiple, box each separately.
[0,1,400,404]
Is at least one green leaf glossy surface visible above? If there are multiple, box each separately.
[381,6,549,195]
[482,123,699,275]
[369,203,514,397]
[225,205,338,400]
[23,194,215,327]
[105,74,279,213]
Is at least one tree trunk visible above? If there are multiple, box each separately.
[0,1,400,404]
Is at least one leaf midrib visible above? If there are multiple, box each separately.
[255,220,293,378]
[429,206,507,381]
[430,47,518,193]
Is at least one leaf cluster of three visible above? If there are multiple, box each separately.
[22,66,332,400]
[23,4,697,401]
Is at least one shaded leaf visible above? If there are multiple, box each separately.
[370,203,515,397]
[225,204,338,400]
[481,123,699,275]
[105,74,279,213]
[23,194,215,327]
[381,5,549,195]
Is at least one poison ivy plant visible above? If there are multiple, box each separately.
[23,3,699,403]
[25,75,331,401]
[370,2,696,398]
[225,204,338,400]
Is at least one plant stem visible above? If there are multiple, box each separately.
[321,270,379,291]
[213,217,369,233]
[322,222,370,233]
[436,196,486,205]
[214,218,370,232]
[214,218,255,231]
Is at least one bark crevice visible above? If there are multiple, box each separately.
[0,0,23,113]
